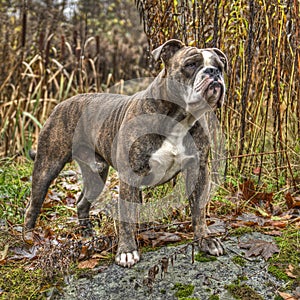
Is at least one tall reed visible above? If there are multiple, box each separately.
[137,0,300,188]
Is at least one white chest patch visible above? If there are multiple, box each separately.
[148,115,198,185]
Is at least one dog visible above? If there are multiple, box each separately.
[24,39,228,267]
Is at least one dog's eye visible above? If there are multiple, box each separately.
[185,61,198,69]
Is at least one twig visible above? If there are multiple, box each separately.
[224,245,257,262]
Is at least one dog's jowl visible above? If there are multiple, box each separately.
[24,39,228,267]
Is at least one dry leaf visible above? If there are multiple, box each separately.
[78,245,89,260]
[239,239,279,260]
[0,244,9,262]
[285,192,300,209]
[207,218,226,234]
[138,231,181,248]
[152,232,181,247]
[78,258,99,269]
[285,193,294,209]
[237,213,266,226]
[264,230,282,236]
[239,180,273,213]
[92,253,109,259]
[264,220,288,229]
[285,264,297,279]
[9,245,38,261]
[278,291,297,300]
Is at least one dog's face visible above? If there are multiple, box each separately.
[152,39,227,113]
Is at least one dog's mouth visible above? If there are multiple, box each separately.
[186,73,225,114]
[206,80,223,104]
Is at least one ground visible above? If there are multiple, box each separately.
[60,232,296,300]
[0,159,299,300]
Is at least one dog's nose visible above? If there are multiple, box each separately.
[204,67,220,80]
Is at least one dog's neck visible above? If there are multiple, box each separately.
[133,70,189,122]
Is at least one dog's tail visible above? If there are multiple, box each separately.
[28,149,36,161]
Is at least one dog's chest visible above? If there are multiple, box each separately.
[148,116,196,185]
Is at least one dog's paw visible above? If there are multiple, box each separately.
[78,220,95,237]
[115,250,140,267]
[199,237,224,256]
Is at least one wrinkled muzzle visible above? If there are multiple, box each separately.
[186,67,225,115]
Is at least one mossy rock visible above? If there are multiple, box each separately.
[231,255,247,267]
[225,282,263,300]
[172,282,195,298]
[194,252,217,263]
[267,265,290,281]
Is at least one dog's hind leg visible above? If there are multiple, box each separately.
[24,150,71,230]
[76,152,109,234]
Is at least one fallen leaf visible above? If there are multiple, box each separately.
[294,287,300,299]
[285,193,294,209]
[264,230,282,236]
[61,181,81,191]
[278,291,297,300]
[264,220,288,229]
[9,245,38,260]
[285,192,300,209]
[239,180,256,202]
[78,258,99,269]
[60,170,77,177]
[152,232,181,248]
[236,213,266,226]
[256,206,270,217]
[78,245,90,260]
[92,253,109,259]
[285,264,297,279]
[207,218,226,234]
[238,239,279,260]
[138,231,182,248]
[0,244,9,261]
[47,190,62,202]
[239,180,273,213]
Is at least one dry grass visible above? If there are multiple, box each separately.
[137,0,300,188]
[1,1,299,190]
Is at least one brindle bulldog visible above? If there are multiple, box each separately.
[24,39,228,267]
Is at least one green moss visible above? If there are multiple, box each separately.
[272,227,300,266]
[237,275,248,281]
[172,283,195,298]
[268,226,300,290]
[194,251,217,263]
[232,255,246,267]
[208,295,220,300]
[225,282,263,300]
[0,159,32,224]
[0,264,49,299]
[229,227,255,237]
[267,265,290,281]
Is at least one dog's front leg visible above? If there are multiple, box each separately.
[185,157,224,256]
[115,180,141,267]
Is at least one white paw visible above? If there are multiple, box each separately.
[115,250,140,267]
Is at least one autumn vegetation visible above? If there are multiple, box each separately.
[0,0,299,299]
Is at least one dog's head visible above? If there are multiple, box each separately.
[152,39,228,113]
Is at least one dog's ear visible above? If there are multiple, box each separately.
[152,39,185,65]
[211,48,228,73]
